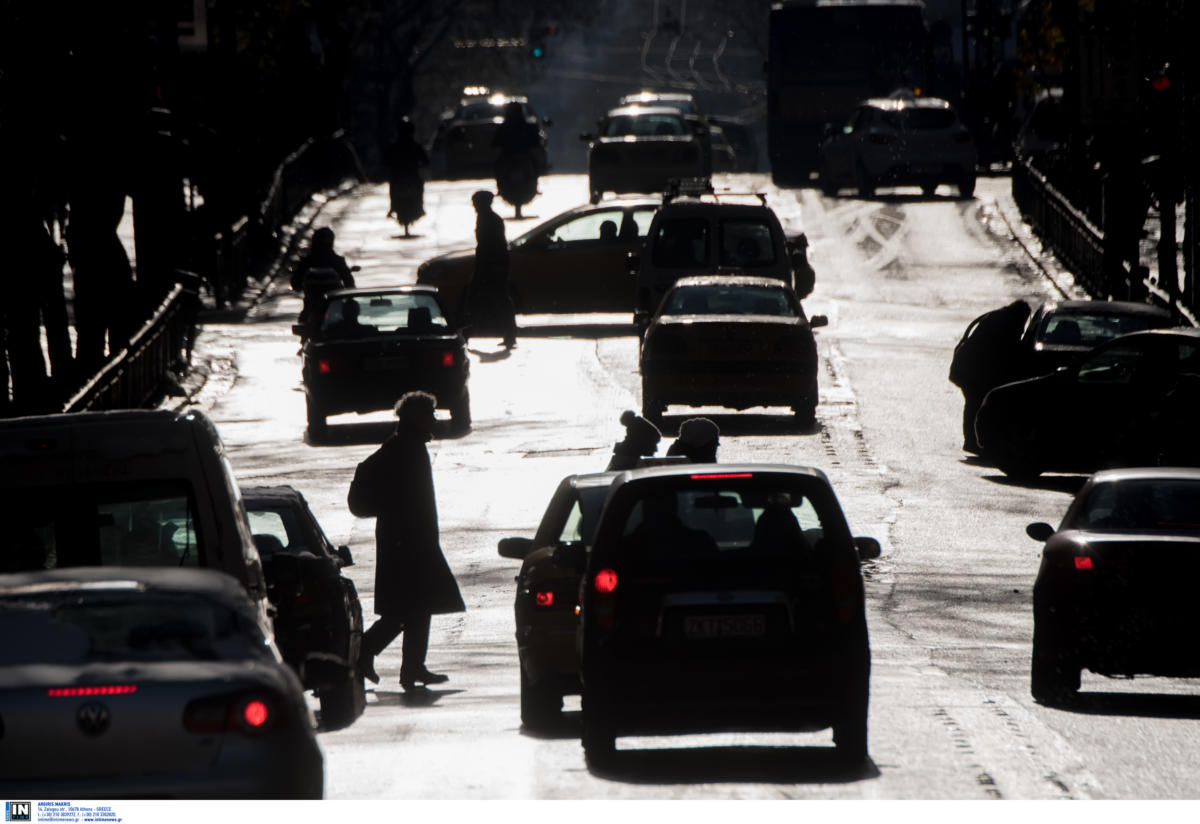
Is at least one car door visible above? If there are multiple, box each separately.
[513,206,655,312]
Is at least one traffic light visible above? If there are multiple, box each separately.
[528,24,558,59]
[1145,62,1178,157]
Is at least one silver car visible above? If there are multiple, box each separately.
[0,567,323,799]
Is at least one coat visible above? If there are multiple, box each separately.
[363,432,465,618]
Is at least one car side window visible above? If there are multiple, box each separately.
[548,211,624,244]
[247,510,290,553]
[558,499,585,544]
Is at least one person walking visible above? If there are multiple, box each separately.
[606,409,662,470]
[385,118,428,237]
[667,416,720,462]
[466,190,517,348]
[356,391,465,690]
[949,299,1032,454]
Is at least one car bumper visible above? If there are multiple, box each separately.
[305,372,467,416]
[643,363,816,408]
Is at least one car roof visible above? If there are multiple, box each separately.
[657,198,774,214]
[671,275,790,289]
[612,462,831,485]
[1088,466,1200,484]
[605,104,686,119]
[1110,327,1200,343]
[566,471,623,490]
[1039,299,1174,318]
[241,484,305,505]
[620,91,695,103]
[0,566,259,617]
[325,285,442,300]
[861,96,954,111]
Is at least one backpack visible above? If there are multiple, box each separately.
[347,447,388,518]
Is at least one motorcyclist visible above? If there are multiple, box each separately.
[291,226,356,330]
[386,118,428,237]
[491,101,540,219]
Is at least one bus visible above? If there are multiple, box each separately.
[767,0,931,185]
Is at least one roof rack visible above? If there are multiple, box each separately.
[663,177,768,206]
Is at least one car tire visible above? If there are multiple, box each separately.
[818,162,837,197]
[921,183,938,197]
[855,161,875,198]
[319,670,366,731]
[306,396,327,440]
[1030,629,1080,705]
[580,691,616,766]
[792,400,818,428]
[641,395,665,426]
[958,174,977,198]
[450,389,471,433]
[519,668,562,730]
[833,703,869,762]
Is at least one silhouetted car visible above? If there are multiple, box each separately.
[571,464,880,765]
[616,91,712,176]
[429,91,550,179]
[497,471,620,729]
[581,105,707,203]
[976,328,1200,478]
[709,115,760,172]
[1019,299,1175,376]
[416,199,659,316]
[640,275,827,425]
[0,567,323,799]
[294,286,470,438]
[1027,468,1200,704]
[242,485,365,730]
[818,94,977,197]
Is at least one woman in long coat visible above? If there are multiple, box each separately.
[358,391,465,689]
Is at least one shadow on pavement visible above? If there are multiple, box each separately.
[1049,691,1200,720]
[980,472,1090,495]
[365,687,464,709]
[588,745,879,785]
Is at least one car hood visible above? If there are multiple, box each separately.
[420,247,475,271]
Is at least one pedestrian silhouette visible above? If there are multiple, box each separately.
[291,227,356,329]
[385,118,428,237]
[667,416,720,463]
[607,409,662,470]
[466,190,517,348]
[355,391,465,690]
[949,299,1032,454]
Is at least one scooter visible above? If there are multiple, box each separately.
[494,150,538,219]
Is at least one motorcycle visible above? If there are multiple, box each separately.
[494,150,539,219]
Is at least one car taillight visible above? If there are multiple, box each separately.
[48,685,138,697]
[590,569,618,629]
[594,569,618,594]
[317,358,332,375]
[184,691,279,736]
[535,591,554,607]
[440,351,455,367]
[1074,556,1094,571]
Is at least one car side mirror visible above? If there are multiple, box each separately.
[552,543,587,572]
[1026,522,1055,542]
[579,132,595,142]
[810,314,829,329]
[854,536,881,561]
[292,323,308,336]
[626,252,640,275]
[498,537,533,560]
[336,545,354,567]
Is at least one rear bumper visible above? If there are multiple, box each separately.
[643,363,816,408]
[305,372,467,415]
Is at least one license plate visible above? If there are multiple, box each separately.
[683,614,766,640]
[365,355,409,371]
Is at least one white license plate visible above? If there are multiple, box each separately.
[683,614,766,640]
[365,355,409,371]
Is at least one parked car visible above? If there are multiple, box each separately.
[0,409,268,611]
[976,328,1200,478]
[1019,299,1175,376]
[570,463,880,764]
[242,485,365,730]
[817,93,977,198]
[629,184,812,333]
[581,105,708,203]
[429,90,550,180]
[1027,467,1200,704]
[640,275,827,425]
[294,286,471,438]
[0,567,323,798]
[416,198,659,316]
[496,471,621,729]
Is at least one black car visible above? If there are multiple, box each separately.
[640,276,827,426]
[976,328,1200,478]
[242,485,365,730]
[571,464,880,765]
[497,471,621,729]
[1027,468,1200,704]
[1019,299,1175,376]
[294,286,471,438]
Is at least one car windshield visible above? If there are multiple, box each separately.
[0,482,202,573]
[1068,479,1200,533]
[457,101,508,121]
[663,284,796,317]
[885,108,958,130]
[604,114,686,137]
[321,293,449,335]
[1038,311,1168,347]
[615,477,839,557]
[0,591,267,665]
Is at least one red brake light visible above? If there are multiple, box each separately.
[689,472,753,480]
[441,351,455,367]
[1074,556,1094,571]
[241,699,270,729]
[48,685,138,697]
[317,358,332,375]
[185,692,277,736]
[594,569,618,594]
[535,591,554,607]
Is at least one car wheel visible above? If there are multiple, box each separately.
[306,396,327,440]
[519,668,562,730]
[319,670,366,731]
[958,174,977,198]
[450,389,471,433]
[641,394,665,426]
[833,703,869,762]
[792,401,818,428]
[921,183,938,197]
[580,690,616,766]
[818,162,837,197]
[855,161,875,198]
[1030,628,1080,705]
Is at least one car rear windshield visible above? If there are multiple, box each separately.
[652,218,710,268]
[1037,311,1169,347]
[0,592,267,665]
[886,108,958,130]
[610,476,842,559]
[663,284,797,317]
[718,219,777,267]
[2,482,202,573]
[1070,479,1200,533]
[322,293,449,335]
[604,114,687,137]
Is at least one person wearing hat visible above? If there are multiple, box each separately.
[667,416,720,463]
[291,226,356,328]
[792,232,815,299]
[606,409,662,470]
[467,190,517,348]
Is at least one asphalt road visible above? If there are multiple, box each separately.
[184,173,1200,800]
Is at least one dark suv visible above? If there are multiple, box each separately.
[571,464,880,765]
